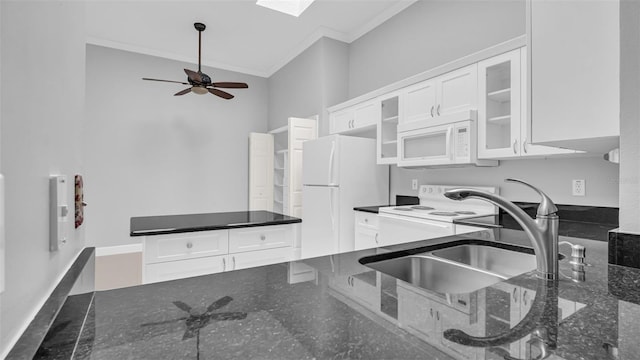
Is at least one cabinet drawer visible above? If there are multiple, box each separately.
[229,247,294,271]
[228,224,293,253]
[144,230,229,264]
[144,255,226,284]
[355,211,379,228]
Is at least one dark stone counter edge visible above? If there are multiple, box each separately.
[130,218,302,237]
[8,247,95,359]
[608,229,640,269]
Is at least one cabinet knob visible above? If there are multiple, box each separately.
[232,256,236,270]
[186,242,193,249]
[374,233,379,244]
[513,139,518,154]
[436,104,441,116]
[430,105,435,117]
[523,139,529,154]
[513,287,518,302]
[223,257,226,271]
[260,235,266,241]
[364,218,368,223]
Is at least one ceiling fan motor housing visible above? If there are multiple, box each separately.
[194,22,206,31]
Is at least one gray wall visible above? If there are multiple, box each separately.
[348,0,526,97]
[619,0,640,232]
[84,45,268,247]
[0,1,87,355]
[392,157,619,208]
[268,37,349,136]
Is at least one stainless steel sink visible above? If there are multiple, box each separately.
[364,255,507,294]
[430,244,536,278]
[362,244,537,294]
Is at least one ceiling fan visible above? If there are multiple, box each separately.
[142,22,248,100]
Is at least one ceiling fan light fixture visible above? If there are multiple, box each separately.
[256,0,315,17]
[192,86,209,95]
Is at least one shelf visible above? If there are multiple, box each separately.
[268,125,288,134]
[487,88,511,102]
[382,115,399,123]
[275,167,285,171]
[274,199,283,204]
[274,184,284,187]
[276,149,288,154]
[382,140,398,145]
[487,115,511,125]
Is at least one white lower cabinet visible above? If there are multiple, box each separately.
[398,284,480,360]
[142,224,297,284]
[354,211,380,250]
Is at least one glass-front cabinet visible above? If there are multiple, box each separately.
[377,93,400,164]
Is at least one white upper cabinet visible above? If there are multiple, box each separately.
[401,64,477,125]
[330,99,379,135]
[527,0,619,153]
[377,92,400,164]
[478,48,577,159]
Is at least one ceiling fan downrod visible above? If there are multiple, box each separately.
[194,22,206,73]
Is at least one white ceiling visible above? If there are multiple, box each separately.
[86,0,418,78]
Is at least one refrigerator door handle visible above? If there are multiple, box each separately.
[329,188,335,232]
[328,140,336,185]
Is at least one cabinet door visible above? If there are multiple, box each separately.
[518,48,576,157]
[249,133,274,211]
[144,230,229,264]
[377,93,400,164]
[437,303,479,360]
[228,224,293,254]
[528,0,619,153]
[353,100,379,129]
[403,80,437,124]
[436,64,478,117]
[229,247,293,271]
[477,49,521,159]
[354,224,379,251]
[288,117,318,218]
[397,286,438,341]
[144,255,227,284]
[329,109,354,134]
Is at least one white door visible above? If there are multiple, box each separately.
[302,135,339,186]
[248,133,274,211]
[301,186,339,258]
[288,117,317,218]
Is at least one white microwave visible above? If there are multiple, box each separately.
[397,111,498,168]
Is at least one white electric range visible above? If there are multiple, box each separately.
[378,185,498,246]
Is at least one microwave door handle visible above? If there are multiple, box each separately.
[446,126,454,161]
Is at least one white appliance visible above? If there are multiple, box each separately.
[301,135,389,258]
[397,111,498,168]
[378,184,497,246]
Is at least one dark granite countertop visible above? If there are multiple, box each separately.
[353,205,390,214]
[130,210,301,237]
[36,227,640,360]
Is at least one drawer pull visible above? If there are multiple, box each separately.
[232,256,236,270]
[186,242,193,249]
[260,235,266,241]
[223,257,226,271]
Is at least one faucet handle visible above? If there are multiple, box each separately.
[505,178,559,216]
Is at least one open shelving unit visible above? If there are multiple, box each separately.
[483,60,514,151]
[270,126,289,215]
[377,95,400,164]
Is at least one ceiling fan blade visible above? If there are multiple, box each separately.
[142,78,189,85]
[212,82,248,89]
[184,69,203,84]
[174,87,193,96]
[208,88,234,100]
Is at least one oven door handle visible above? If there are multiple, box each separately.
[378,213,454,228]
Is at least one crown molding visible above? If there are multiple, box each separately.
[86,36,271,78]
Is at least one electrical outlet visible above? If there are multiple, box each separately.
[411,179,418,190]
[572,179,585,196]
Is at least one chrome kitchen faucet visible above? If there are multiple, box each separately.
[444,179,560,280]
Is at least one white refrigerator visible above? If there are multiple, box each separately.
[301,135,389,258]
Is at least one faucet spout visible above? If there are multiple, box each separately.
[444,180,559,280]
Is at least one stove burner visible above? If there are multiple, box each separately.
[454,211,477,215]
[393,207,413,211]
[411,205,435,210]
[429,211,459,216]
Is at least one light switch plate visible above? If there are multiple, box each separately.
[50,175,69,251]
